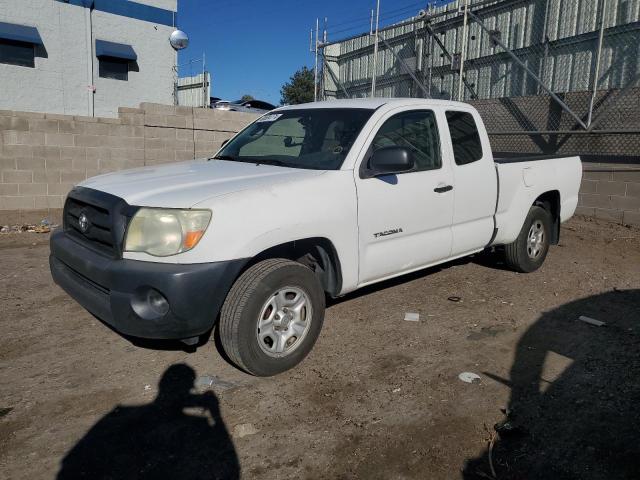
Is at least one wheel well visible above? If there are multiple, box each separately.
[533,190,560,245]
[243,238,343,297]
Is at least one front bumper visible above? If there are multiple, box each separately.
[50,230,246,340]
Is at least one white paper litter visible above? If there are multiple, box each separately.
[578,315,606,327]
[404,312,420,322]
[458,372,482,384]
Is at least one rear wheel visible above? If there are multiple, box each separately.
[504,205,552,273]
[219,258,325,376]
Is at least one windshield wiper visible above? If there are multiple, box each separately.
[252,159,289,167]
[209,154,237,161]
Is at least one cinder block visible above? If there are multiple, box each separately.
[119,113,144,126]
[46,133,75,147]
[48,183,75,196]
[110,148,145,162]
[83,123,111,136]
[60,146,87,161]
[86,147,111,162]
[194,130,216,143]
[145,126,175,139]
[29,119,59,133]
[594,208,624,223]
[58,120,86,135]
[33,145,61,161]
[626,182,640,198]
[175,150,195,161]
[0,184,19,195]
[1,195,35,209]
[2,131,45,146]
[597,181,627,196]
[141,103,175,115]
[74,135,104,148]
[176,129,194,141]
[2,170,33,183]
[610,195,640,211]
[579,193,611,209]
[109,124,141,137]
[175,106,192,116]
[33,170,61,183]
[16,157,45,170]
[97,117,120,125]
[118,107,144,115]
[20,111,46,119]
[61,170,87,183]
[44,157,73,170]
[0,144,33,159]
[35,195,64,209]
[45,113,73,121]
[18,183,47,195]
[623,210,640,227]
[145,114,167,127]
[166,116,187,128]
[0,158,16,170]
[612,170,640,182]
[144,138,164,149]
[0,116,29,131]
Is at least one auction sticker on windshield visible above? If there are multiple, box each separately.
[257,113,283,123]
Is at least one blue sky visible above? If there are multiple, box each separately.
[177,0,453,104]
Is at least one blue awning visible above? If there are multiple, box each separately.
[95,40,137,61]
[0,21,43,45]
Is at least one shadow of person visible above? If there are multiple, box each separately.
[57,364,240,480]
[463,289,640,480]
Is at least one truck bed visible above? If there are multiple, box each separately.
[494,153,573,164]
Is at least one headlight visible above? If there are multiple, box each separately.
[124,208,211,257]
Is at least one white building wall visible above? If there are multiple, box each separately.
[0,0,177,117]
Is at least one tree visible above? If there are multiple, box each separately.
[239,94,254,102]
[280,66,315,105]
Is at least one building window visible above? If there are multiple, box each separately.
[99,57,129,81]
[0,39,35,67]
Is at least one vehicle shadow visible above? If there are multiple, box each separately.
[329,248,509,307]
[57,364,240,480]
[462,289,640,480]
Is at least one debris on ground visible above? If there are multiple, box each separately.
[578,315,606,327]
[404,312,420,322]
[0,407,13,418]
[458,372,482,384]
[448,296,462,302]
[233,423,259,438]
[0,221,58,234]
[143,384,151,391]
[195,375,238,392]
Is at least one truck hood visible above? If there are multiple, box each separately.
[79,159,326,208]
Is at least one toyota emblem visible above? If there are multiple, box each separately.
[78,212,90,233]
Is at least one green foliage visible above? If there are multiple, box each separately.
[280,66,315,105]
[240,94,254,102]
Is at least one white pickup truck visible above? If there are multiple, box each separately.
[50,98,581,376]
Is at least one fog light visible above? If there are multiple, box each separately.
[131,287,170,320]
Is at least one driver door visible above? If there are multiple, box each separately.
[355,108,454,285]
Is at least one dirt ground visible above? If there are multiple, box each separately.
[1,217,639,480]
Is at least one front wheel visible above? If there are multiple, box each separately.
[219,258,325,376]
[504,205,552,273]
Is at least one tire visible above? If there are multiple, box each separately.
[504,205,552,273]
[219,258,325,376]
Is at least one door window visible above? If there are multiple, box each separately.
[445,111,483,165]
[370,110,441,171]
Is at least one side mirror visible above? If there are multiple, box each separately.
[221,139,229,147]
[365,146,414,178]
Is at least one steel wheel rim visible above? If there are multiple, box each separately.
[256,286,313,358]
[527,220,545,259]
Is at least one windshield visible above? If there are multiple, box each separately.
[213,108,374,170]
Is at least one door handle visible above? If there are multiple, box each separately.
[434,185,453,193]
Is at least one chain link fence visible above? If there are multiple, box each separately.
[319,0,640,155]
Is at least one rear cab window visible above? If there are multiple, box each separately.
[445,111,483,165]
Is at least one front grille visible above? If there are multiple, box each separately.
[63,187,136,258]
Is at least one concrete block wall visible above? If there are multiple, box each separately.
[577,163,640,226]
[0,103,257,224]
